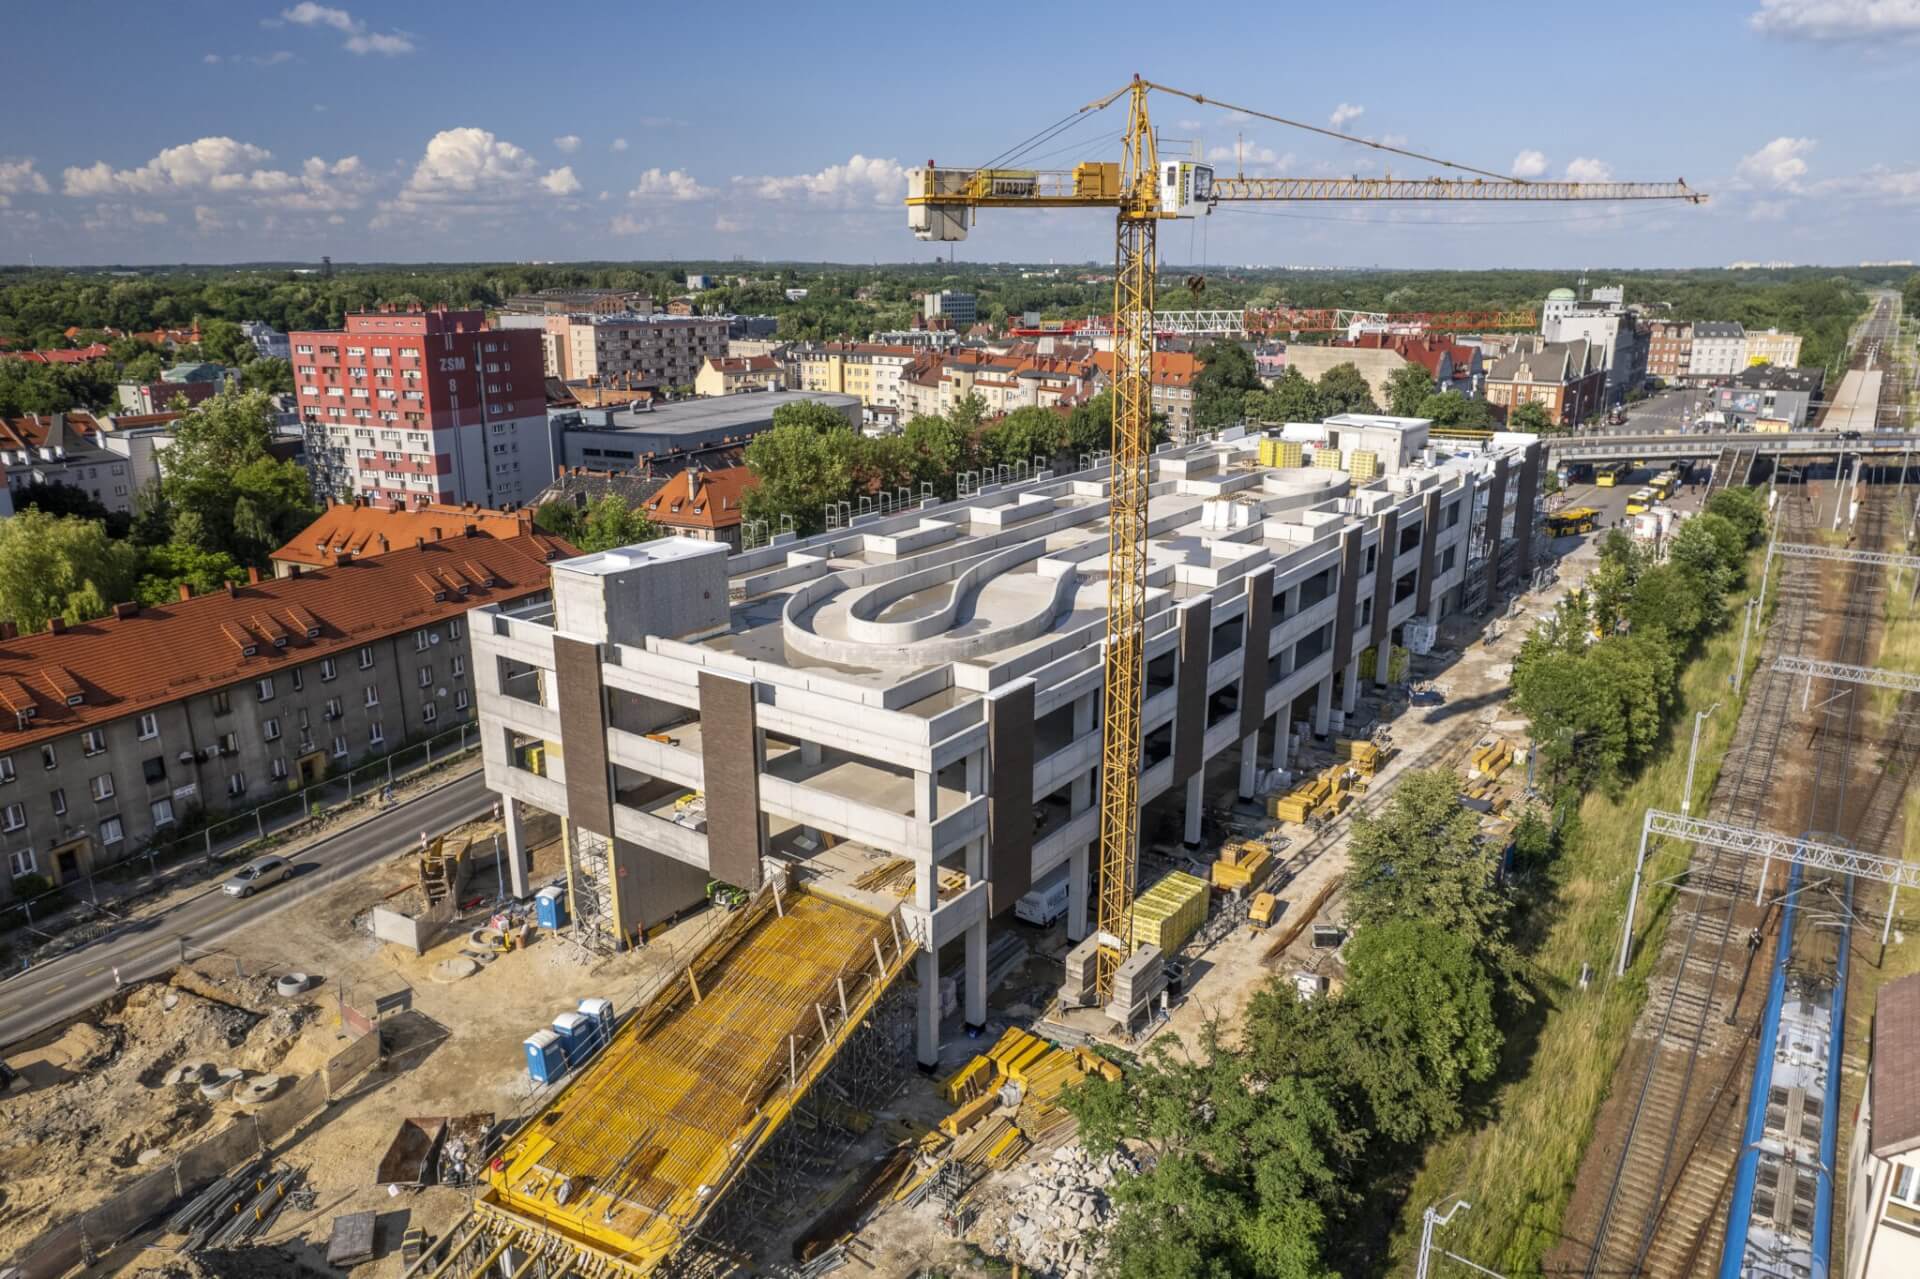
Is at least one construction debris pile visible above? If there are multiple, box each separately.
[924,1028,1119,1193]
[993,1144,1136,1279]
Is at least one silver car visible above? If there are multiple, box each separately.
[222,855,292,898]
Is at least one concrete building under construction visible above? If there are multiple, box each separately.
[472,413,1543,1071]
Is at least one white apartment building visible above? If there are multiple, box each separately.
[1688,322,1748,382]
[1847,972,1920,1279]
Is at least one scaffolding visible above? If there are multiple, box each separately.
[567,826,618,953]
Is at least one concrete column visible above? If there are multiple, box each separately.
[964,916,988,1030]
[915,948,940,1068]
[1067,842,1090,942]
[1341,655,1360,714]
[914,858,937,910]
[1071,694,1095,813]
[913,769,939,824]
[1268,711,1287,772]
[800,739,822,768]
[1183,771,1204,846]
[965,748,985,797]
[1238,731,1260,798]
[1314,675,1333,737]
[1374,638,1392,687]
[502,795,532,899]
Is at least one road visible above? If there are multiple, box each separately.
[0,770,495,1050]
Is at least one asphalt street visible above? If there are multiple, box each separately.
[0,769,495,1050]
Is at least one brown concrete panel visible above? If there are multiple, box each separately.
[1416,490,1440,614]
[1510,442,1541,587]
[1171,598,1212,786]
[1331,526,1363,670]
[1239,568,1273,741]
[986,680,1035,917]
[698,670,764,890]
[1482,456,1510,607]
[1370,509,1398,649]
[553,636,613,839]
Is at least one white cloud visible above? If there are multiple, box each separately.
[628,168,713,202]
[714,214,744,233]
[281,3,413,55]
[203,53,221,64]
[254,50,294,65]
[0,159,50,207]
[609,213,651,236]
[380,128,576,222]
[193,205,231,233]
[60,138,370,218]
[1737,136,1816,188]
[1329,102,1365,129]
[1511,149,1549,178]
[553,135,581,154]
[737,154,905,207]
[540,166,581,196]
[1749,199,1791,221]
[1564,156,1614,182]
[1749,0,1920,40]
[610,138,629,152]
[1811,165,1920,202]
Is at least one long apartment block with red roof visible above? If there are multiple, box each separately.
[0,528,572,903]
[290,307,553,513]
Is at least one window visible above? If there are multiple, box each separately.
[358,646,375,670]
[142,757,165,784]
[211,690,232,715]
[324,698,342,721]
[270,757,288,781]
[331,734,348,758]
[418,665,433,688]
[257,677,275,702]
[321,657,337,681]
[415,629,431,652]
[422,704,438,725]
[2,802,24,832]
[90,773,115,801]
[291,669,303,692]
[40,745,56,770]
[151,797,175,828]
[454,689,470,710]
[1896,1163,1920,1206]
[369,722,385,748]
[226,773,247,797]
[450,654,466,678]
[50,787,66,816]
[7,847,36,878]
[448,619,463,641]
[263,717,281,741]
[365,686,380,708]
[137,713,159,740]
[218,732,237,755]
[82,729,106,756]
[0,756,12,784]
[100,816,123,846]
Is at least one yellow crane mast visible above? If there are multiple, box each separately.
[907,76,1704,1005]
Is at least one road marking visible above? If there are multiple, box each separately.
[84,965,107,977]
[44,981,66,993]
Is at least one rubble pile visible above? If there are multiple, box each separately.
[993,1144,1134,1278]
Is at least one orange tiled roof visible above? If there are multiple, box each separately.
[1091,350,1200,387]
[271,499,534,570]
[0,532,573,751]
[641,465,757,531]
[704,355,780,375]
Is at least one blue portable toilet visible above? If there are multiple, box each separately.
[552,1011,592,1064]
[524,1029,566,1084]
[578,997,614,1053]
[534,885,567,930]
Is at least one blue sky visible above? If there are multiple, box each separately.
[1,0,1916,268]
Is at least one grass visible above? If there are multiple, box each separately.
[1383,547,1768,1275]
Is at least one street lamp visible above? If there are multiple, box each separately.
[1681,700,1721,815]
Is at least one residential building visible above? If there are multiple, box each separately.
[1745,328,1804,368]
[0,343,113,366]
[470,428,1546,1068]
[638,465,757,550]
[784,343,921,409]
[291,306,551,511]
[1337,333,1484,399]
[552,391,860,472]
[898,348,1098,421]
[1539,285,1649,403]
[694,355,784,398]
[1707,365,1826,430]
[1091,350,1200,439]
[1483,337,1606,427]
[0,414,137,514]
[1688,322,1748,382]
[1646,320,1692,384]
[1845,972,1920,1279]
[727,338,787,361]
[501,288,653,317]
[1272,344,1411,413]
[270,498,538,576]
[0,530,570,906]
[728,316,780,340]
[115,379,222,414]
[241,321,291,362]
[528,313,731,388]
[922,290,978,328]
[685,274,714,292]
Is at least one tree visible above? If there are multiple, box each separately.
[1192,340,1262,429]
[1415,391,1493,429]
[769,398,855,435]
[576,493,657,552]
[15,482,111,524]
[1314,362,1378,415]
[159,389,319,566]
[1704,486,1767,546]
[534,499,585,543]
[1062,390,1115,456]
[0,511,142,633]
[135,542,247,605]
[1243,367,1325,424]
[1383,363,1436,416]
[742,419,862,535]
[1507,401,1555,433]
[1344,770,1510,969]
[197,318,250,367]
[1625,563,1707,649]
[901,411,977,491]
[238,357,294,395]
[983,405,1065,468]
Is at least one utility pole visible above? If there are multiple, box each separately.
[1734,598,1757,693]
[1415,1200,1509,1279]
[1681,701,1721,815]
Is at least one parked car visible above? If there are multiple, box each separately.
[222,855,292,898]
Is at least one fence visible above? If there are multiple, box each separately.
[1,721,479,942]
[4,1026,385,1279]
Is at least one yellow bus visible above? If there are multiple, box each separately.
[1624,488,1655,515]
[1650,471,1677,500]
[1595,462,1632,488]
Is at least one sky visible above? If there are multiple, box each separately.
[1,0,1917,269]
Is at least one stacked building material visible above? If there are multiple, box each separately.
[1347,450,1380,484]
[1257,437,1304,468]
[1469,738,1514,780]
[1210,839,1273,891]
[1128,872,1208,955]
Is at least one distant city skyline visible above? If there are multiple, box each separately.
[1,0,1915,268]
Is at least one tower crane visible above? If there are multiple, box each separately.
[906,77,1705,1010]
